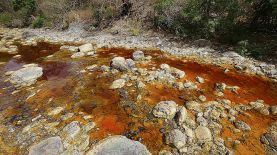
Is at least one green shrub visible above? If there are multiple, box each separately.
[12,0,36,19]
[0,12,13,24]
[32,15,45,28]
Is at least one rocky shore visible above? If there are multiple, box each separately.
[0,26,276,155]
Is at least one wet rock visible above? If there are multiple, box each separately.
[100,65,110,72]
[29,136,64,155]
[71,52,85,58]
[23,63,39,68]
[185,101,201,112]
[137,81,146,88]
[196,116,208,126]
[152,101,178,119]
[63,121,81,138]
[9,66,43,87]
[61,113,74,121]
[166,129,187,149]
[182,125,195,143]
[259,107,270,115]
[170,68,185,79]
[160,64,185,79]
[61,149,83,155]
[234,121,251,131]
[196,76,205,83]
[215,83,226,92]
[111,57,134,71]
[158,150,173,155]
[78,43,93,53]
[110,79,126,89]
[261,122,277,154]
[132,51,145,61]
[5,71,14,76]
[87,135,151,155]
[83,122,96,132]
[198,95,206,102]
[176,107,188,125]
[173,82,184,90]
[195,126,212,142]
[47,107,64,116]
[249,100,265,110]
[126,59,135,68]
[270,106,277,115]
[184,81,197,90]
[86,65,98,71]
[60,45,79,52]
[87,51,96,56]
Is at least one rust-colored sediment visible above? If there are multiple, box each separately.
[0,44,276,154]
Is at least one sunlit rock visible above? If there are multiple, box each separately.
[71,52,85,58]
[110,79,126,89]
[152,101,178,119]
[195,126,212,142]
[87,135,151,155]
[29,136,64,155]
[132,51,145,61]
[78,43,93,53]
[166,129,187,150]
[9,66,43,87]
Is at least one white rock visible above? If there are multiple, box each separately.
[78,43,93,53]
[196,76,205,83]
[87,135,151,155]
[71,52,85,58]
[177,107,188,125]
[86,65,98,71]
[152,101,178,119]
[9,66,43,87]
[29,136,64,155]
[47,107,64,116]
[111,57,133,71]
[132,51,145,61]
[63,121,81,138]
[195,126,212,142]
[110,79,126,89]
[166,129,187,149]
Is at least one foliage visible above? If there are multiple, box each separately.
[154,0,277,38]
[0,12,13,25]
[32,15,45,28]
[12,0,36,17]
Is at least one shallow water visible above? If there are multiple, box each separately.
[0,42,276,154]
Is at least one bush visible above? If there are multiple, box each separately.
[0,12,13,25]
[32,15,45,28]
[154,0,277,39]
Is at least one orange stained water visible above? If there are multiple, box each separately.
[0,43,276,154]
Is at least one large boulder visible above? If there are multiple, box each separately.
[152,101,178,119]
[78,43,93,53]
[9,66,43,87]
[111,57,134,71]
[29,136,64,155]
[86,135,151,155]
